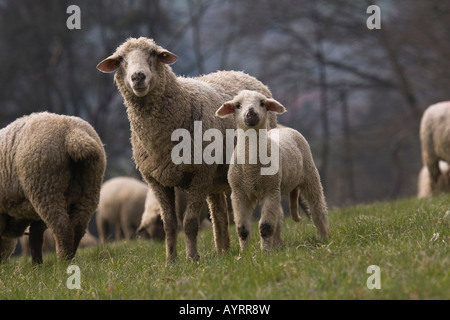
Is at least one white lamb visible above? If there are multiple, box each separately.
[215,90,330,251]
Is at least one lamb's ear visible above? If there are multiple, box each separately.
[158,50,178,65]
[216,101,236,118]
[96,55,121,73]
[265,99,286,114]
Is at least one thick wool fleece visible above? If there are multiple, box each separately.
[103,37,276,261]
[0,112,106,263]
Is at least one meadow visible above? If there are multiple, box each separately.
[0,195,448,300]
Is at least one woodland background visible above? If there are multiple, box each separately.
[1,0,449,207]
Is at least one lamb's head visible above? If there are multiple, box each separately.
[97,37,178,98]
[216,90,286,130]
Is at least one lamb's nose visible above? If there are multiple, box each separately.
[131,72,146,83]
[247,108,257,117]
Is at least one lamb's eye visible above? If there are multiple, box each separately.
[260,101,265,107]
[118,56,124,62]
[236,103,241,109]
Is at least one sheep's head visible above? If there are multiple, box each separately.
[216,90,286,130]
[97,37,178,98]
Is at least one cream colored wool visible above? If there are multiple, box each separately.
[417,161,450,198]
[97,37,276,261]
[0,112,106,264]
[216,90,330,252]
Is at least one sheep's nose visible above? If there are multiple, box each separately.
[131,72,146,84]
[247,108,257,117]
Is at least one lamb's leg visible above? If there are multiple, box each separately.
[289,187,301,222]
[28,220,47,264]
[147,179,177,262]
[207,192,230,254]
[96,215,109,244]
[259,192,283,251]
[300,171,330,241]
[68,202,94,254]
[231,192,254,252]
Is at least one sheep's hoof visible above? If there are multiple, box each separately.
[187,253,200,262]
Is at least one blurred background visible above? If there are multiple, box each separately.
[0,0,449,207]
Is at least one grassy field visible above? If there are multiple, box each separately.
[0,195,448,300]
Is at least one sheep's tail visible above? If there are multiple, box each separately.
[65,128,102,162]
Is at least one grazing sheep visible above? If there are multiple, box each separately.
[0,112,106,264]
[216,90,330,252]
[20,229,98,256]
[417,161,450,198]
[97,37,277,261]
[420,101,450,194]
[96,176,151,243]
[137,188,210,240]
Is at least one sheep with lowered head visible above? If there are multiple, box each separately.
[420,101,450,194]
[0,112,106,264]
[216,90,330,252]
[96,176,151,243]
[97,37,277,261]
[417,161,450,198]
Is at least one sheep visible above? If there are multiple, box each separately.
[417,161,450,198]
[420,101,450,194]
[0,112,106,264]
[97,37,277,261]
[96,176,151,243]
[215,90,330,252]
[20,229,98,256]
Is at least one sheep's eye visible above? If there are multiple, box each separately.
[236,103,241,109]
[260,101,265,108]
[118,56,124,62]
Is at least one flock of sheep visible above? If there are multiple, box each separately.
[0,36,448,265]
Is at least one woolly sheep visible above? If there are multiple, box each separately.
[0,112,106,264]
[137,188,211,240]
[216,90,330,251]
[97,37,277,261]
[417,161,450,198]
[20,229,98,256]
[96,176,156,243]
[420,102,450,194]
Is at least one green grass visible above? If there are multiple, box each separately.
[1,196,449,300]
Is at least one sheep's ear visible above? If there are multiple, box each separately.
[97,56,121,73]
[216,101,236,118]
[158,50,178,65]
[265,99,286,114]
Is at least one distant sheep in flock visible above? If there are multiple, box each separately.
[20,229,98,256]
[96,176,163,243]
[216,90,330,252]
[417,161,450,198]
[97,37,277,261]
[0,112,106,264]
[420,101,450,195]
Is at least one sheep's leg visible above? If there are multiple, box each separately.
[120,213,136,241]
[68,202,93,254]
[207,192,230,254]
[0,237,17,263]
[299,173,330,241]
[289,187,302,222]
[96,215,109,244]
[183,198,204,261]
[231,192,253,252]
[28,220,47,264]
[115,223,124,241]
[147,180,177,262]
[259,192,283,251]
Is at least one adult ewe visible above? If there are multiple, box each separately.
[97,37,276,261]
[0,112,106,264]
[420,101,450,194]
[216,90,330,252]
